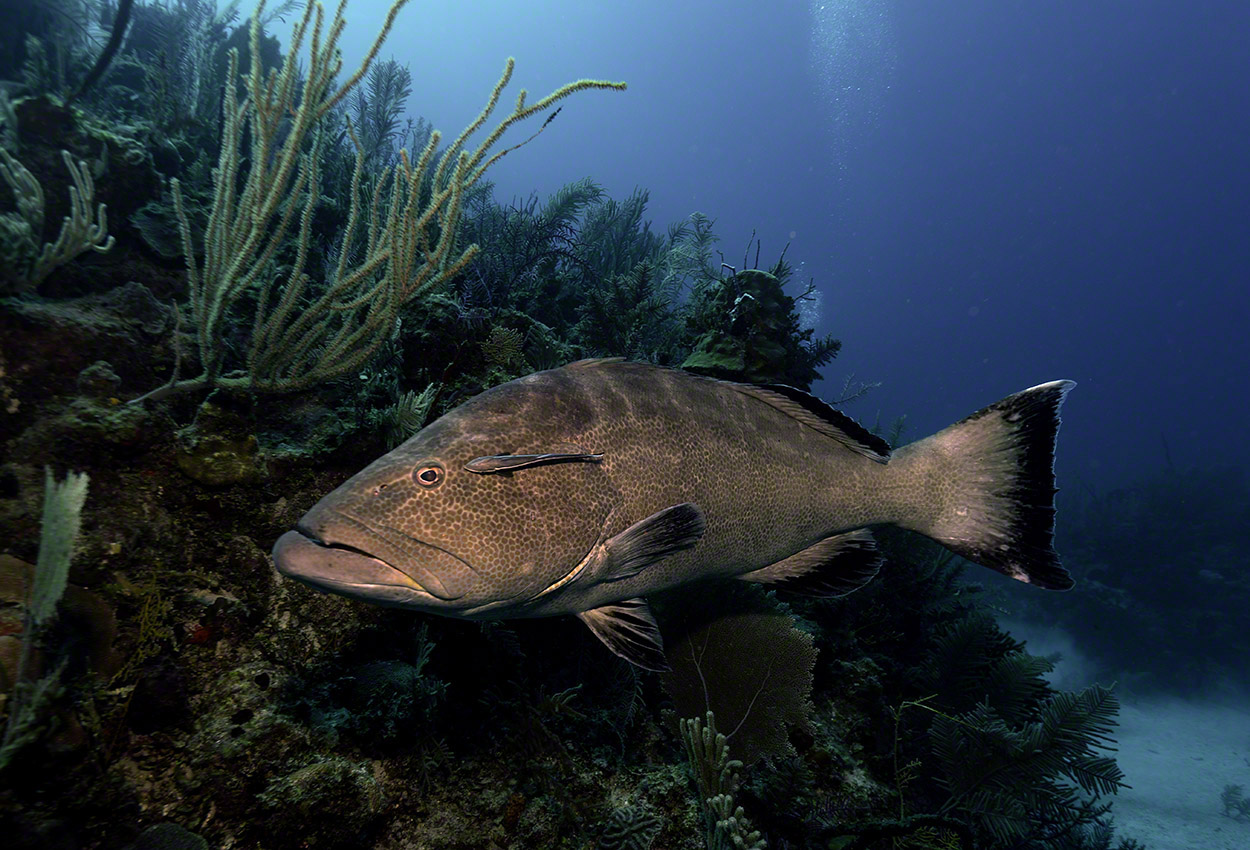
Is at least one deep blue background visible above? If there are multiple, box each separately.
[274,0,1250,490]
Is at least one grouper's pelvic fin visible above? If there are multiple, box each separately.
[891,380,1076,590]
[738,529,882,596]
[578,598,669,671]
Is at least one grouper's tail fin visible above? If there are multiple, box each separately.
[890,380,1076,590]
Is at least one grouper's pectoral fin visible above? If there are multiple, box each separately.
[572,504,703,670]
[595,502,706,583]
[577,598,670,671]
[739,529,882,597]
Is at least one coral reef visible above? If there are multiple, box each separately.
[682,267,840,391]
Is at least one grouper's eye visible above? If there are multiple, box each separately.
[414,463,445,489]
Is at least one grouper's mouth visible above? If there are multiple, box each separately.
[272,528,442,608]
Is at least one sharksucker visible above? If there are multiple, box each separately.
[273,359,1075,670]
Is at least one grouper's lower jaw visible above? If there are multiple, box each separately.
[271,530,439,609]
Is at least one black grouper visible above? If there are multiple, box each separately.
[273,358,1074,670]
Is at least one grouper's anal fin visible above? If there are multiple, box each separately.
[738,529,882,596]
[577,598,670,671]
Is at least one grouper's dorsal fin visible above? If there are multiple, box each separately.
[577,598,670,671]
[738,529,882,596]
[565,357,626,369]
[735,383,891,462]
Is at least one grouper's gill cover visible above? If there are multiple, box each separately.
[273,358,1075,671]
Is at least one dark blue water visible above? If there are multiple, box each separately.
[321,0,1250,489]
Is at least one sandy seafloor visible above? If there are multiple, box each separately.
[1110,698,1250,850]
[1004,619,1250,849]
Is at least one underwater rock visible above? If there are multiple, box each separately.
[0,633,19,702]
[8,392,157,470]
[126,656,190,734]
[184,661,294,762]
[131,201,187,262]
[0,553,122,683]
[258,756,388,845]
[0,206,40,288]
[9,96,161,298]
[0,554,121,762]
[15,96,159,212]
[0,282,172,426]
[13,97,77,147]
[96,281,173,337]
[124,823,209,850]
[56,396,150,446]
[682,269,794,383]
[175,393,266,486]
[257,395,356,466]
[296,652,447,750]
[76,360,122,398]
[682,268,838,390]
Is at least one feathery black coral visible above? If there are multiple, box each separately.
[930,684,1125,845]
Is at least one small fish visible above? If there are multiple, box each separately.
[273,359,1075,670]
